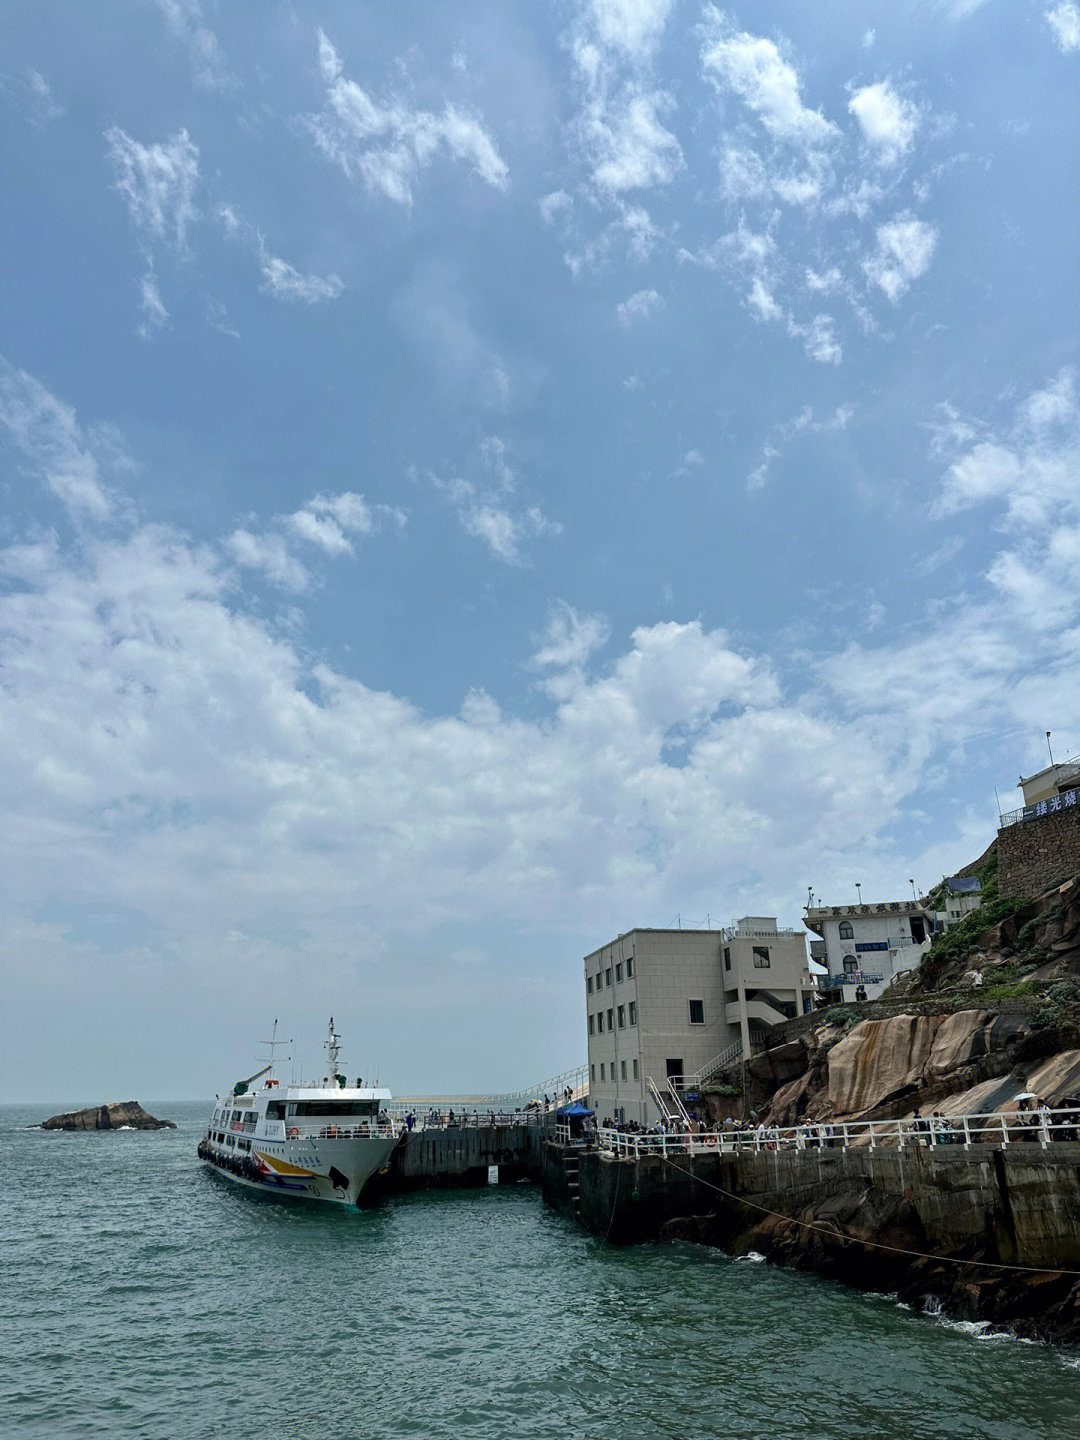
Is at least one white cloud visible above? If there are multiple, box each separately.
[863,213,937,301]
[227,528,310,591]
[24,68,64,123]
[0,359,113,519]
[105,128,200,249]
[256,243,343,305]
[617,288,663,324]
[304,31,508,205]
[581,88,683,194]
[1046,2,1080,49]
[138,269,170,338]
[218,204,343,305]
[933,368,1077,528]
[747,402,854,490]
[539,190,573,225]
[431,438,560,563]
[154,0,235,91]
[287,493,405,554]
[566,1,683,202]
[589,0,675,55]
[849,81,919,164]
[530,601,611,670]
[700,10,838,150]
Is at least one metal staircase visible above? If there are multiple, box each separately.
[678,1038,744,1094]
[648,1075,692,1127]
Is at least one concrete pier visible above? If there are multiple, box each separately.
[361,1124,543,1202]
[540,1138,1080,1263]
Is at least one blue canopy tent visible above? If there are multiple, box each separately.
[557,1101,594,1118]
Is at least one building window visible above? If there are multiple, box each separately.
[632,1058,639,1079]
[617,1005,626,1028]
[628,1001,637,1026]
[665,1058,683,1083]
[615,962,623,983]
[605,968,613,988]
[588,1015,594,1036]
[843,955,858,974]
[597,1012,603,1033]
[587,976,592,994]
[724,946,731,971]
[607,1009,614,1032]
[688,999,705,1025]
[626,956,634,978]
[600,1063,605,1081]
[620,1060,627,1081]
[839,921,854,940]
[753,946,770,968]
[590,1063,595,1082]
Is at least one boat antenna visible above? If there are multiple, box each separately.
[259,1019,292,1074]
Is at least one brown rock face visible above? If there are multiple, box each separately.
[39,1101,175,1131]
[825,1011,990,1116]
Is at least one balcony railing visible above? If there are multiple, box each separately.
[821,971,884,989]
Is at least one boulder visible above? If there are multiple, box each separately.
[40,1101,175,1131]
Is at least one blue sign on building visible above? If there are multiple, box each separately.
[1021,787,1078,824]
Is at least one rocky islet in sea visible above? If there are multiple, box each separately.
[39,1101,176,1131]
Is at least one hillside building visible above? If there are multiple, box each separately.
[584,920,813,1126]
[803,899,933,1002]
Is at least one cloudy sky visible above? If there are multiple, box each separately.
[2,1,1078,1102]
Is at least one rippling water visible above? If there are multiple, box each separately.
[3,1103,1077,1439]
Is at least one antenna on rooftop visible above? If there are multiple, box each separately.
[1047,731,1055,766]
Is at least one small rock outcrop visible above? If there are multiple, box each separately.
[40,1101,175,1131]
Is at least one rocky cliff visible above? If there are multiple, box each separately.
[40,1101,175,1130]
[708,871,1080,1129]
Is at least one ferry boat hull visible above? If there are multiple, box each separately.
[199,1132,398,1206]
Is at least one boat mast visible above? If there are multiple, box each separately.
[258,1018,291,1078]
[325,1015,343,1085]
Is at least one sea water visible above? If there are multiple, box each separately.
[3,1103,1077,1439]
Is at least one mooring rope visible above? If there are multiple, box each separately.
[657,1154,1080,1278]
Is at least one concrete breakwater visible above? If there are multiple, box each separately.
[361,1123,543,1202]
[540,1140,1080,1342]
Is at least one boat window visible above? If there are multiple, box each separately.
[266,1101,286,1119]
[292,1100,378,1117]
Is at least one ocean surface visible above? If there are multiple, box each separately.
[3,1102,1077,1440]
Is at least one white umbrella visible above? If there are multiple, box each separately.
[1013,1091,1040,1102]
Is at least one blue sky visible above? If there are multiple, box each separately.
[2,1,1078,1102]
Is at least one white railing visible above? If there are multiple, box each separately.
[595,1108,1080,1158]
[276,1119,404,1141]
[390,1064,587,1114]
[385,1107,550,1129]
[677,1039,744,1091]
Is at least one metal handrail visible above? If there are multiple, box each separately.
[678,1039,744,1089]
[595,1107,1080,1158]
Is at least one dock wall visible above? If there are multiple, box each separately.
[362,1124,543,1201]
[541,1140,1080,1266]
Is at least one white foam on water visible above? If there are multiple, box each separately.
[736,1251,766,1264]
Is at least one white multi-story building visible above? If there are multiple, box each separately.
[803,899,933,1002]
[584,920,813,1125]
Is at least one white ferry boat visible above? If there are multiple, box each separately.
[198,1018,400,1207]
